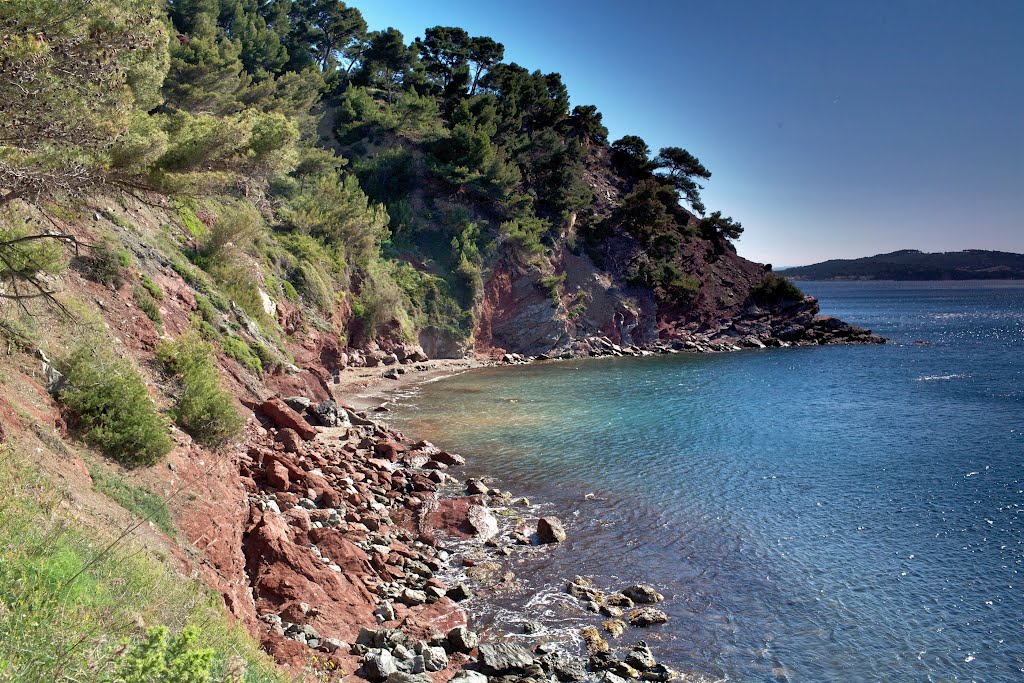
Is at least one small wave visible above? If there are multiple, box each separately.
[916,374,968,381]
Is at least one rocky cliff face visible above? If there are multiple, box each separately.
[467,157,882,359]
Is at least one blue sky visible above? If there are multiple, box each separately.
[358,1,1023,266]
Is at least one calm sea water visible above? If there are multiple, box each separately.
[389,281,1024,682]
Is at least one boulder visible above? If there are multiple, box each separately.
[275,428,304,455]
[310,400,347,427]
[386,673,432,683]
[260,398,317,440]
[622,585,663,604]
[625,642,656,671]
[467,505,498,540]
[449,671,488,683]
[421,646,448,672]
[266,460,290,490]
[363,650,399,681]
[446,626,479,654]
[478,642,536,674]
[536,516,566,543]
[602,619,627,638]
[581,626,609,654]
[627,607,668,627]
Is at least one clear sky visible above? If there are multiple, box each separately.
[357,0,1024,266]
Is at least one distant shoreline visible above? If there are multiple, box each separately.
[780,249,1024,281]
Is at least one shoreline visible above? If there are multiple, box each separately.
[326,358,687,680]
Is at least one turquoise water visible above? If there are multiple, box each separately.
[390,281,1024,682]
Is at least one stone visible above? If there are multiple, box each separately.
[386,674,432,683]
[624,642,656,671]
[567,576,604,603]
[467,505,499,540]
[422,646,448,672]
[400,588,427,606]
[522,620,542,634]
[602,619,627,638]
[363,650,399,681]
[605,593,634,608]
[599,604,623,618]
[638,664,672,682]
[283,396,311,412]
[322,638,347,653]
[266,460,290,490]
[539,650,588,682]
[581,626,609,654]
[375,601,396,622]
[383,368,400,380]
[310,400,347,427]
[260,398,317,440]
[446,626,479,654]
[275,428,304,454]
[448,582,473,601]
[449,671,488,683]
[627,607,669,627]
[478,642,536,674]
[622,585,663,604]
[536,516,566,543]
[466,478,489,495]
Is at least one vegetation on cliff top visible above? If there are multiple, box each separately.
[1,0,764,354]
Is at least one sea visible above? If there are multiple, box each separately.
[387,281,1024,682]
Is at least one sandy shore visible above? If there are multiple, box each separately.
[331,357,493,411]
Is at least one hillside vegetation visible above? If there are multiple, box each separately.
[782,249,1024,281]
[0,1,883,681]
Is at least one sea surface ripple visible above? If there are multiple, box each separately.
[389,281,1024,682]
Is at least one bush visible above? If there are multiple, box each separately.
[538,272,566,300]
[134,285,163,330]
[86,238,125,287]
[140,273,164,300]
[751,273,804,306]
[156,334,243,447]
[221,335,263,376]
[90,467,175,536]
[111,625,215,682]
[56,343,173,467]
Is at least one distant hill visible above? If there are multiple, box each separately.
[781,250,1024,280]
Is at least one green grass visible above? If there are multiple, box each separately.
[90,466,175,536]
[0,449,285,682]
[140,273,164,300]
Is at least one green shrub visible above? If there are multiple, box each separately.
[55,343,173,467]
[193,293,219,325]
[117,249,132,267]
[86,238,125,287]
[134,285,163,330]
[110,625,215,683]
[90,467,175,536]
[751,273,805,306]
[221,335,263,376]
[156,334,243,447]
[140,273,164,300]
[539,272,566,300]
